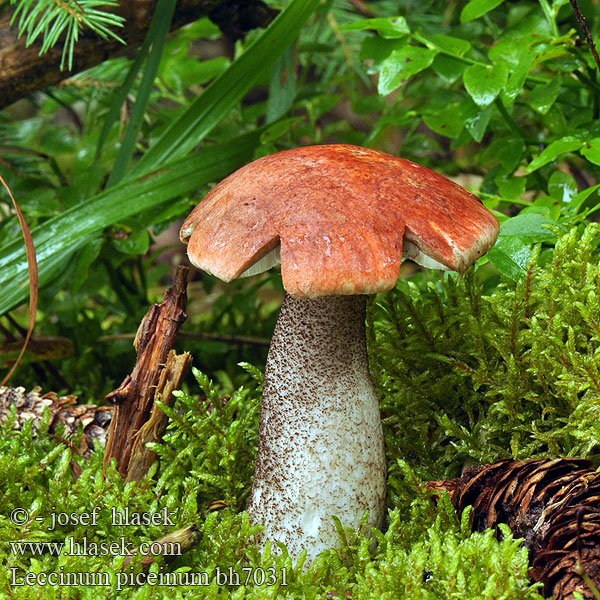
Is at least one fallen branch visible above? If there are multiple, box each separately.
[570,0,600,74]
[0,0,277,109]
[100,330,271,347]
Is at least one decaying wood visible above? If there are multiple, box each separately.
[0,385,113,457]
[428,458,600,600]
[125,350,191,482]
[122,524,202,570]
[103,266,190,480]
[0,0,277,109]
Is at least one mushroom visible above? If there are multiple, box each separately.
[180,144,499,562]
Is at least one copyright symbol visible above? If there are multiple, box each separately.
[10,508,29,526]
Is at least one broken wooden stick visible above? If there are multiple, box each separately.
[103,265,191,480]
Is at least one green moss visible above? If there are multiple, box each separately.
[4,225,600,598]
[371,223,600,505]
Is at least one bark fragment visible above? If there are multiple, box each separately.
[103,265,190,480]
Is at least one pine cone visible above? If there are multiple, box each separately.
[428,459,600,600]
[0,386,112,457]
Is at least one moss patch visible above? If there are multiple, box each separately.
[4,225,600,599]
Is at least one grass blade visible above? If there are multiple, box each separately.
[0,175,38,385]
[131,0,320,176]
[0,131,261,315]
[95,33,152,160]
[106,0,177,185]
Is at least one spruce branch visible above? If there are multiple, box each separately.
[9,0,125,70]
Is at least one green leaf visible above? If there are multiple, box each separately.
[130,0,320,176]
[488,212,562,279]
[113,229,150,255]
[460,100,492,142]
[340,17,410,38]
[95,31,154,160]
[526,197,561,221]
[160,36,231,95]
[529,76,562,114]
[185,56,230,85]
[500,213,559,243]
[0,131,261,315]
[359,37,407,73]
[14,188,60,218]
[498,138,525,172]
[525,136,582,173]
[571,183,600,213]
[463,63,508,107]
[482,137,525,171]
[500,50,532,106]
[432,54,467,84]
[460,0,506,23]
[71,236,104,292]
[496,176,526,199]
[259,117,304,145]
[532,44,570,66]
[487,236,531,280]
[378,46,438,95]
[40,126,77,154]
[352,95,387,114]
[488,36,529,67]
[107,0,177,186]
[418,33,471,56]
[423,104,463,138]
[580,138,600,165]
[548,171,577,204]
[266,44,297,124]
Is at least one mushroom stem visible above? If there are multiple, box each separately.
[247,293,386,562]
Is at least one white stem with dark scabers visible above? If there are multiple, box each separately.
[247,293,386,561]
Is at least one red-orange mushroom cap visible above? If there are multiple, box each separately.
[180,144,499,298]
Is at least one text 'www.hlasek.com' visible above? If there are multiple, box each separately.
[7,506,288,590]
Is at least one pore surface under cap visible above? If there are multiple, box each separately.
[180,144,499,298]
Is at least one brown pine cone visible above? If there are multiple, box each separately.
[0,386,112,458]
[428,458,600,600]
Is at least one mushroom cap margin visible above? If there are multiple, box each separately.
[180,144,499,298]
